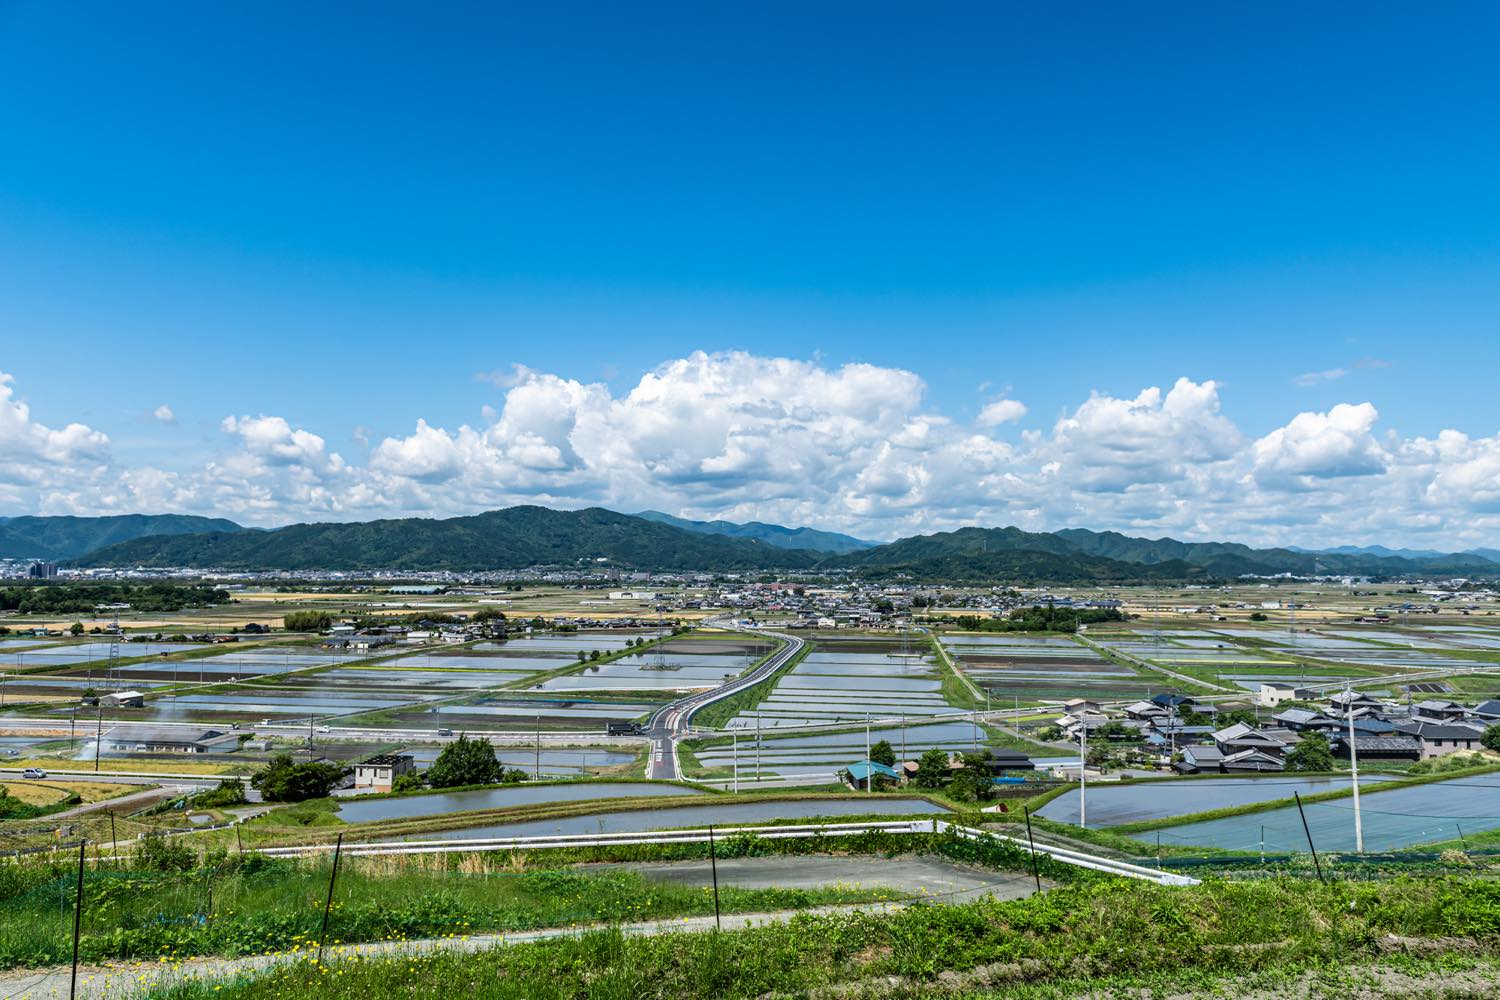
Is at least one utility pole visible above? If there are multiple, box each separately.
[865,714,871,794]
[756,710,762,783]
[535,716,541,780]
[93,705,103,772]
[1346,685,1364,853]
[1078,724,1087,829]
[732,733,738,793]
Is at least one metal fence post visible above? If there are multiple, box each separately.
[317,834,344,966]
[708,825,721,931]
[1292,791,1325,883]
[1022,807,1042,893]
[69,840,85,1000]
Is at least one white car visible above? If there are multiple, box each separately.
[21,767,47,779]
[316,726,331,733]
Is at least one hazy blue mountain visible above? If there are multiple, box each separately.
[1287,544,1450,559]
[634,510,875,554]
[0,514,242,561]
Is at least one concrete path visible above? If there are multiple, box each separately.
[604,853,1042,903]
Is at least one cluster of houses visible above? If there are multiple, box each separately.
[1057,690,1498,774]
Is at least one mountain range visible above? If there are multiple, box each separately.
[0,514,242,562]
[634,510,874,554]
[24,506,1496,581]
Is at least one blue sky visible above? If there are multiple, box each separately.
[3,3,1500,546]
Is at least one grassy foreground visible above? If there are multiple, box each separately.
[139,876,1500,999]
[0,829,1053,970]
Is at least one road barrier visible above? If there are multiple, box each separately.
[250,817,1198,886]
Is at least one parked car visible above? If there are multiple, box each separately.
[21,767,47,779]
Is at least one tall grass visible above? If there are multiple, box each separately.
[141,876,1500,999]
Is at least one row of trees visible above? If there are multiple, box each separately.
[0,583,230,614]
[948,606,1125,634]
[247,735,531,803]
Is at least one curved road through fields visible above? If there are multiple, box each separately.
[645,626,804,780]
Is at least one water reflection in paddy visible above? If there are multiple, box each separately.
[400,797,949,840]
[340,781,702,823]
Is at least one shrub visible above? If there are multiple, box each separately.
[251,754,346,802]
[428,734,502,788]
[191,779,248,809]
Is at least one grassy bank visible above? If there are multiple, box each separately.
[0,828,1057,971]
[139,876,1500,999]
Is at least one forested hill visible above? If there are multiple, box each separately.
[830,525,1500,580]
[0,514,242,561]
[72,506,819,572]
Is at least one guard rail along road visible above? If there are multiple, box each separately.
[248,818,1198,886]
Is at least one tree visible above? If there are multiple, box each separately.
[1094,721,1133,741]
[391,772,424,793]
[1285,731,1335,772]
[947,767,994,803]
[69,622,85,636]
[283,610,334,632]
[428,734,502,788]
[913,748,950,789]
[1481,723,1500,752]
[1249,612,1269,622]
[869,739,897,767]
[190,779,248,809]
[251,754,347,802]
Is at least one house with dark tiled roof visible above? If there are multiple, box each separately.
[1392,720,1486,759]
[1329,733,1422,762]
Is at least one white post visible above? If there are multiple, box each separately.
[865,713,871,794]
[1347,686,1363,853]
[732,732,738,794]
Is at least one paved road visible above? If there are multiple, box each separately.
[644,626,805,780]
[605,854,1043,903]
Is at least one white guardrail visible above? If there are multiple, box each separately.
[252,818,1198,886]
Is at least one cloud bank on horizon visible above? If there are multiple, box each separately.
[2,353,1497,550]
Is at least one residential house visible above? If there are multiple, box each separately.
[353,753,415,792]
[1328,691,1384,718]
[1123,700,1169,723]
[1329,734,1422,762]
[98,690,145,709]
[1270,708,1326,731]
[1392,720,1486,759]
[1256,683,1319,708]
[1411,700,1468,723]
[970,749,1035,773]
[846,759,901,790]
